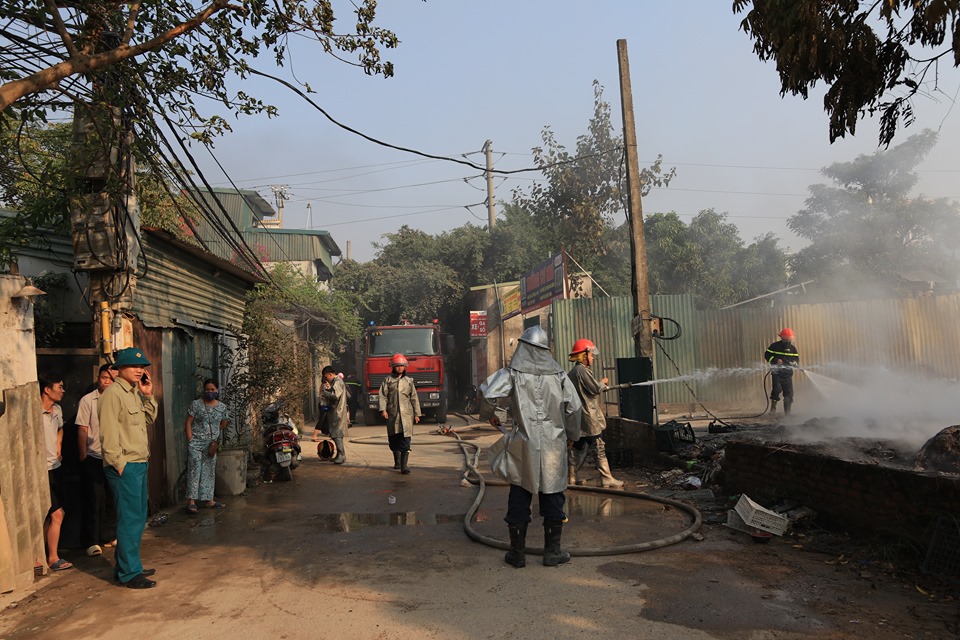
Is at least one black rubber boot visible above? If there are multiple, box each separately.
[784,399,793,415]
[504,524,527,568]
[400,451,410,474]
[770,399,778,414]
[393,451,401,469]
[333,437,345,464]
[542,524,571,567]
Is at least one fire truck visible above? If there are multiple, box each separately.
[362,320,452,425]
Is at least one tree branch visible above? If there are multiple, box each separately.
[122,2,142,46]
[43,0,79,58]
[0,0,240,112]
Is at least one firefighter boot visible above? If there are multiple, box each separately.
[504,524,527,568]
[784,399,793,415]
[333,437,346,464]
[393,451,401,470]
[400,451,410,475]
[598,456,624,488]
[543,524,571,567]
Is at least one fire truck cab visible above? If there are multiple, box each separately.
[362,321,451,424]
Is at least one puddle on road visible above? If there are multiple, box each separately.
[310,512,464,532]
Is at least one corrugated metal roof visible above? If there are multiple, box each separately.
[133,232,254,330]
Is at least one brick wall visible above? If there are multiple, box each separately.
[603,416,658,468]
[721,440,960,538]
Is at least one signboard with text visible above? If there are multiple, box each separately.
[469,310,488,338]
[501,287,521,320]
[520,252,566,313]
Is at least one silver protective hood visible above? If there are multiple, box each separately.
[509,340,563,375]
[518,325,549,349]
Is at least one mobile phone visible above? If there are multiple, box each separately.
[141,373,149,383]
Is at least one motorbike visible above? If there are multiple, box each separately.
[261,402,302,482]
[461,384,479,414]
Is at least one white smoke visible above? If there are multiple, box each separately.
[785,366,960,451]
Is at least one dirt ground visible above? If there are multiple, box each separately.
[1,419,957,640]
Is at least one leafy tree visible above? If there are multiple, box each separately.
[235,260,362,428]
[0,1,397,115]
[512,81,674,263]
[734,0,960,145]
[590,210,788,308]
[0,119,201,265]
[788,130,960,296]
[0,1,398,260]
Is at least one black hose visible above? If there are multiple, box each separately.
[347,426,703,555]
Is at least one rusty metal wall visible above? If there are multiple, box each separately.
[690,293,960,408]
[554,293,960,412]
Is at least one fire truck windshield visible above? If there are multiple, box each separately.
[368,328,438,356]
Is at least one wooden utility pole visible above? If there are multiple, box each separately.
[484,140,496,228]
[617,39,654,359]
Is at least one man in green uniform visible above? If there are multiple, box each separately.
[98,348,158,589]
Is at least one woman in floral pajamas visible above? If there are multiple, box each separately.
[184,379,230,513]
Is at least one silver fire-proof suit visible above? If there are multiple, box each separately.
[480,341,583,495]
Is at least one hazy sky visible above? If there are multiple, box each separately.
[196,1,960,264]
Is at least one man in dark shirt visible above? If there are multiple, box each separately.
[764,328,800,415]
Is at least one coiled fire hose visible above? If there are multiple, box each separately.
[350,422,702,556]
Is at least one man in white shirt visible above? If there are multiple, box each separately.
[76,365,116,557]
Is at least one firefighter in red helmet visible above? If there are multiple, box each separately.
[378,353,421,473]
[764,328,800,415]
[566,338,625,488]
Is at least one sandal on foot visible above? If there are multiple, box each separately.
[185,504,198,514]
[50,559,73,571]
[203,501,226,509]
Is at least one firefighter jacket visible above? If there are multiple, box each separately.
[567,362,608,436]
[480,341,582,495]
[320,376,349,439]
[764,340,799,376]
[379,374,421,438]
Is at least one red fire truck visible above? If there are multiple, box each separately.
[362,320,451,425]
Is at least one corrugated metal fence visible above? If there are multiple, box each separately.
[553,293,960,411]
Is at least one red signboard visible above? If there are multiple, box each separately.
[520,252,566,313]
[469,310,488,337]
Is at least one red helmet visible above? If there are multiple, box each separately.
[779,328,795,340]
[570,338,598,356]
[390,353,408,367]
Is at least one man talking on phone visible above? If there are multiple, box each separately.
[98,347,158,589]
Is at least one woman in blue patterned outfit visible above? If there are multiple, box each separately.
[184,379,230,513]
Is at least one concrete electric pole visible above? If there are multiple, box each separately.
[484,140,496,229]
[617,39,654,359]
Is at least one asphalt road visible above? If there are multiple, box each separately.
[0,419,954,639]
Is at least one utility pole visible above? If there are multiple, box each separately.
[484,140,496,228]
[617,39,654,359]
[69,30,138,362]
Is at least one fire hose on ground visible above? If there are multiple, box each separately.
[349,424,702,557]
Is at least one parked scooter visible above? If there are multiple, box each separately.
[261,402,302,482]
[461,384,479,414]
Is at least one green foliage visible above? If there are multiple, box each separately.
[513,81,674,261]
[231,261,362,433]
[32,271,68,347]
[591,211,788,308]
[0,0,398,256]
[788,130,960,296]
[0,118,71,266]
[0,118,202,264]
[734,0,960,145]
